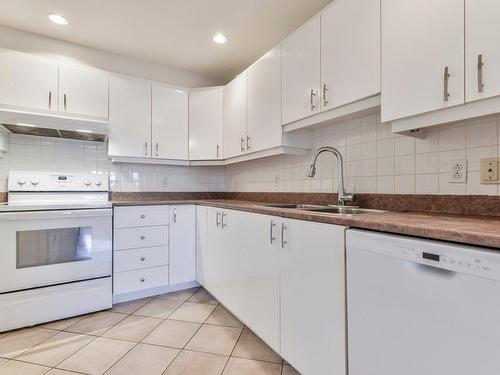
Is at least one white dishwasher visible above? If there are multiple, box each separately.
[346,229,500,375]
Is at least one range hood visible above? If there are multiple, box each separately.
[0,108,108,142]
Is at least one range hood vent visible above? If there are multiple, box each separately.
[2,124,107,142]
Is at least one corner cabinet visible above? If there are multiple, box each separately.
[189,87,224,160]
[196,207,346,375]
[223,73,247,159]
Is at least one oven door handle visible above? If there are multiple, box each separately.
[0,208,112,221]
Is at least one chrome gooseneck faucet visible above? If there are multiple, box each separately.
[307,146,354,206]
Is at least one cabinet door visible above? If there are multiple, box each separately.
[58,65,108,118]
[466,0,500,103]
[223,73,247,159]
[0,49,58,112]
[152,84,188,160]
[321,0,380,110]
[108,75,152,158]
[381,0,464,122]
[240,213,280,353]
[247,45,282,153]
[195,206,208,286]
[281,220,346,375]
[203,207,224,298]
[282,16,321,124]
[189,87,224,160]
[170,205,196,285]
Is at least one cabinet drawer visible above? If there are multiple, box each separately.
[114,246,169,272]
[114,266,169,295]
[114,206,169,228]
[114,226,168,250]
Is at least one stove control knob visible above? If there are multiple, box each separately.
[17,178,26,186]
[30,178,40,186]
[95,179,102,187]
[83,179,92,187]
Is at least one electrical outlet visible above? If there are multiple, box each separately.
[449,159,467,183]
[481,158,499,184]
[273,175,280,187]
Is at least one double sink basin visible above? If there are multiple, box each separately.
[258,203,385,216]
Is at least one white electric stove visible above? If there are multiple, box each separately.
[0,171,113,332]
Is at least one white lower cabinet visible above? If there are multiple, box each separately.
[169,205,196,285]
[196,207,346,374]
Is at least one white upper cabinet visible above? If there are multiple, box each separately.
[152,84,189,160]
[247,45,283,153]
[466,0,500,103]
[321,0,380,110]
[58,64,109,118]
[282,16,321,125]
[108,75,152,158]
[223,73,247,159]
[381,0,465,122]
[189,87,224,160]
[0,49,58,112]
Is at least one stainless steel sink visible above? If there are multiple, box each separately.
[259,203,386,215]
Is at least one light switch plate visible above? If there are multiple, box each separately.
[449,159,467,183]
[481,158,500,184]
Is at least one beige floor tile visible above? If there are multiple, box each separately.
[65,311,126,336]
[282,364,301,375]
[185,324,241,356]
[205,306,243,328]
[105,343,178,375]
[0,360,50,375]
[142,320,200,349]
[168,302,216,323]
[45,370,81,375]
[0,358,7,366]
[133,299,183,319]
[163,350,228,375]
[156,287,200,302]
[187,288,218,305]
[0,328,57,359]
[102,315,162,342]
[56,337,134,375]
[222,357,281,375]
[40,316,84,331]
[232,328,281,363]
[16,331,94,367]
[110,297,153,314]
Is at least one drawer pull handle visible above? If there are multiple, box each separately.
[140,277,145,282]
[140,235,145,240]
[140,214,146,219]
[140,256,146,261]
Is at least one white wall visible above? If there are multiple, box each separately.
[0,25,221,88]
[225,112,500,196]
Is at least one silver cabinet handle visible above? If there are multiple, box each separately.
[240,137,245,152]
[155,142,159,157]
[140,277,145,282]
[140,256,146,261]
[246,135,251,151]
[478,54,484,93]
[216,211,221,228]
[216,145,220,158]
[144,141,148,156]
[221,212,227,229]
[63,93,67,110]
[443,66,450,102]
[281,223,287,248]
[140,235,145,240]
[48,91,52,109]
[173,208,177,223]
[310,89,317,111]
[140,214,146,219]
[322,83,328,106]
[270,221,276,244]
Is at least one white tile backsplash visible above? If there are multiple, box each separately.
[224,112,500,195]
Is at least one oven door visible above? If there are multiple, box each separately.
[0,208,112,293]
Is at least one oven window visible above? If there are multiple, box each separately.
[16,227,92,269]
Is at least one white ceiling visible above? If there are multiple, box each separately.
[0,0,332,83]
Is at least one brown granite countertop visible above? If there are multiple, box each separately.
[111,198,500,249]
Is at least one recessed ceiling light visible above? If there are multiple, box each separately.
[16,122,37,128]
[76,129,93,133]
[48,13,68,26]
[213,33,227,44]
